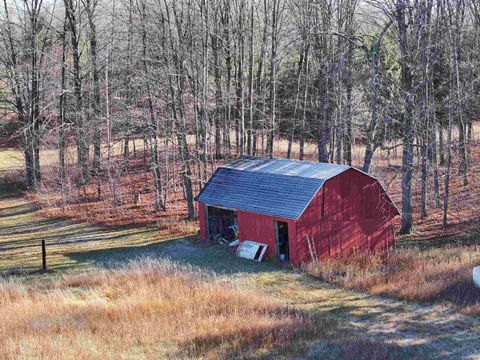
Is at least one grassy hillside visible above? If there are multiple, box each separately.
[1,133,479,359]
[306,245,480,316]
[0,191,192,273]
[0,125,478,244]
[0,260,332,359]
[0,190,478,358]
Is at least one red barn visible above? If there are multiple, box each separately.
[196,157,400,265]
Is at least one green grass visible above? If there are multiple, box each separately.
[0,191,185,274]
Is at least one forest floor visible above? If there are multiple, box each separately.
[8,127,477,246]
[0,190,479,359]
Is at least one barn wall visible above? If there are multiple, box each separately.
[294,169,397,265]
[199,167,398,265]
[198,203,296,260]
[237,210,296,260]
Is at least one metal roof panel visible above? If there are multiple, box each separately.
[197,157,350,220]
[224,157,349,179]
[197,167,324,219]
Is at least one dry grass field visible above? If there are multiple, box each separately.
[0,192,479,358]
[0,193,427,359]
[305,246,480,316]
[0,188,196,272]
[0,260,333,359]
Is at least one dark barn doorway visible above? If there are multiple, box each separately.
[275,221,289,262]
[206,206,238,241]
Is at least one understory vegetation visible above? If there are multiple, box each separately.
[306,244,480,315]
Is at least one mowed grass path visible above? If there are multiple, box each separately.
[0,186,179,273]
[1,188,480,358]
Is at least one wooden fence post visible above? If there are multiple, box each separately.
[41,240,47,272]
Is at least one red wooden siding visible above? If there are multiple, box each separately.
[198,167,398,265]
[198,204,296,259]
[293,169,397,265]
[237,210,295,259]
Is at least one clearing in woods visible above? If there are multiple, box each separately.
[0,187,479,359]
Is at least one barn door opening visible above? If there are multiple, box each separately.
[206,206,237,242]
[275,221,289,262]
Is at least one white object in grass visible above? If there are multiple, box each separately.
[236,241,268,262]
[473,266,480,289]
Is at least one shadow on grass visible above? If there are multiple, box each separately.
[398,228,480,250]
[307,337,430,360]
[0,203,40,217]
[65,238,280,275]
[0,179,25,197]
[0,217,67,236]
[0,219,120,250]
[305,298,480,359]
[436,277,480,307]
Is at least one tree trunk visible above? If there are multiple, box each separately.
[59,9,67,184]
[253,0,268,157]
[247,2,254,155]
[443,117,452,228]
[85,0,102,176]
[212,16,223,160]
[140,3,165,211]
[438,125,445,165]
[163,1,196,220]
[65,0,90,184]
[431,123,441,208]
[396,0,414,234]
[267,0,278,158]
[343,0,356,166]
[236,1,245,157]
[362,45,380,174]
[224,1,232,161]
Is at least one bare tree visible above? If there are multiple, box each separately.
[395,0,415,234]
[65,0,90,184]
[84,0,102,175]
[1,0,479,232]
[0,0,50,189]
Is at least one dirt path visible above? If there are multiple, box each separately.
[1,191,479,359]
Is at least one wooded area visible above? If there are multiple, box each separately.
[0,0,479,235]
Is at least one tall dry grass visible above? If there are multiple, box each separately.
[305,245,480,315]
[0,260,330,359]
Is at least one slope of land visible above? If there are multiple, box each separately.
[1,129,479,358]
[0,191,479,359]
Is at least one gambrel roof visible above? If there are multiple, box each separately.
[196,157,350,220]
